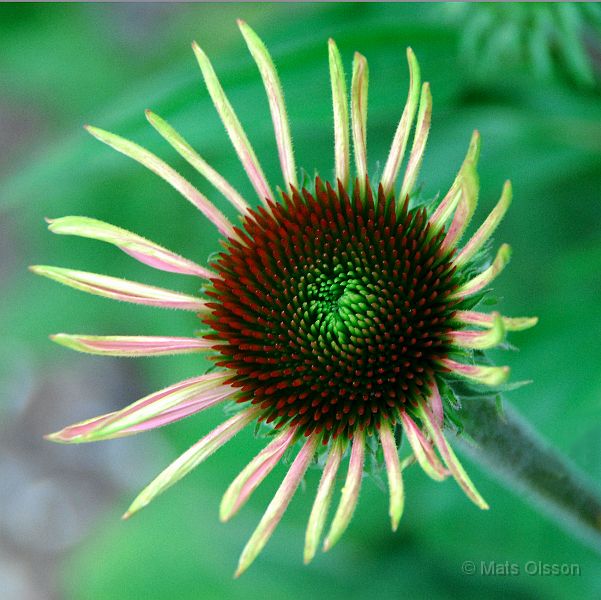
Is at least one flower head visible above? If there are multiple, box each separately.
[32,21,537,575]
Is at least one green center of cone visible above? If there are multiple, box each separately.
[305,268,375,342]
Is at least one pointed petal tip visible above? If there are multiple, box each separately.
[484,365,510,386]
[85,124,101,137]
[218,510,230,524]
[500,242,512,257]
[29,265,54,278]
[121,510,133,521]
[219,494,236,522]
[44,430,70,444]
[191,40,203,57]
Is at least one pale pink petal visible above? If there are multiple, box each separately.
[329,38,350,188]
[220,427,297,522]
[192,42,274,205]
[124,406,260,519]
[30,266,206,311]
[456,180,512,266]
[323,429,365,551]
[440,358,509,386]
[454,244,512,298]
[400,411,447,481]
[85,126,234,238]
[239,20,297,192]
[235,435,319,577]
[304,437,346,564]
[429,379,444,429]
[449,312,505,350]
[417,403,489,509]
[46,216,213,278]
[124,386,237,433]
[146,110,250,215]
[380,48,421,198]
[379,421,404,531]
[399,82,432,202]
[455,310,538,332]
[351,52,369,196]
[51,334,213,357]
[429,131,480,229]
[46,372,232,443]
[441,163,479,250]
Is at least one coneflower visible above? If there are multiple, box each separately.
[31,21,537,576]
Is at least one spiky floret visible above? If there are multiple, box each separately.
[31,20,538,576]
[205,178,461,441]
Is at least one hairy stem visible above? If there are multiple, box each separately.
[456,396,601,555]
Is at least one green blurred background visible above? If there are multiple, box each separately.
[1,3,600,599]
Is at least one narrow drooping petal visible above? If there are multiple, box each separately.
[85,126,234,237]
[192,42,274,205]
[46,372,232,443]
[30,266,207,311]
[304,437,346,564]
[450,312,505,350]
[124,406,260,520]
[146,111,250,215]
[220,427,297,522]
[429,131,480,229]
[456,180,512,266]
[379,421,404,531]
[455,310,538,332]
[235,435,319,578]
[399,82,432,202]
[47,216,213,278]
[381,48,421,198]
[50,334,212,357]
[454,243,512,298]
[328,38,350,188]
[442,161,479,250]
[239,20,297,192]
[441,358,510,386]
[351,52,368,196]
[417,403,489,509]
[123,396,230,434]
[400,411,447,481]
[323,429,365,552]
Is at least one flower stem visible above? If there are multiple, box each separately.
[456,396,601,555]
